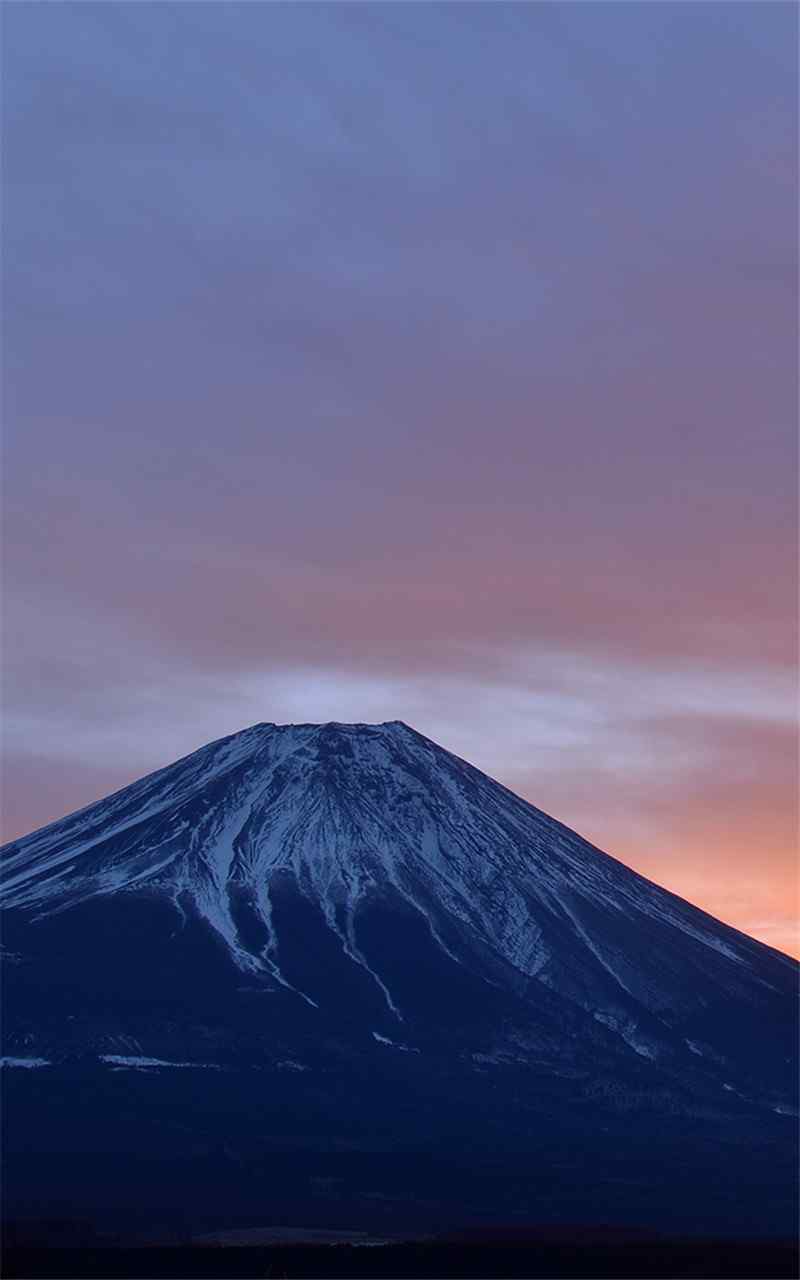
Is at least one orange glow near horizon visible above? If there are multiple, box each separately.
[559,804,799,960]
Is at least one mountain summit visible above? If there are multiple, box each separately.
[2,721,797,1238]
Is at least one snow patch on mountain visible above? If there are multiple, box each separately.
[593,1011,656,1059]
[0,1056,50,1069]
[372,1032,420,1053]
[99,1055,221,1070]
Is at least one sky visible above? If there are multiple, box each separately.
[2,2,797,956]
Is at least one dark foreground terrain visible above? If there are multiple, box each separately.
[3,1060,797,1239]
[3,1234,798,1279]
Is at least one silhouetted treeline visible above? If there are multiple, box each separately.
[3,1235,798,1279]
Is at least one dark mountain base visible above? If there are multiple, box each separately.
[4,1237,799,1280]
[3,1066,797,1244]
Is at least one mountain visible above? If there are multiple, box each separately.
[1,721,797,1241]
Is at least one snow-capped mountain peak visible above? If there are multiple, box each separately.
[1,721,793,1038]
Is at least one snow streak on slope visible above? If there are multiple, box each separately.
[3,720,791,1037]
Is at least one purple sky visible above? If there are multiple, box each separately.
[3,2,797,954]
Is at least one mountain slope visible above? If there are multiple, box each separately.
[1,721,797,1239]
